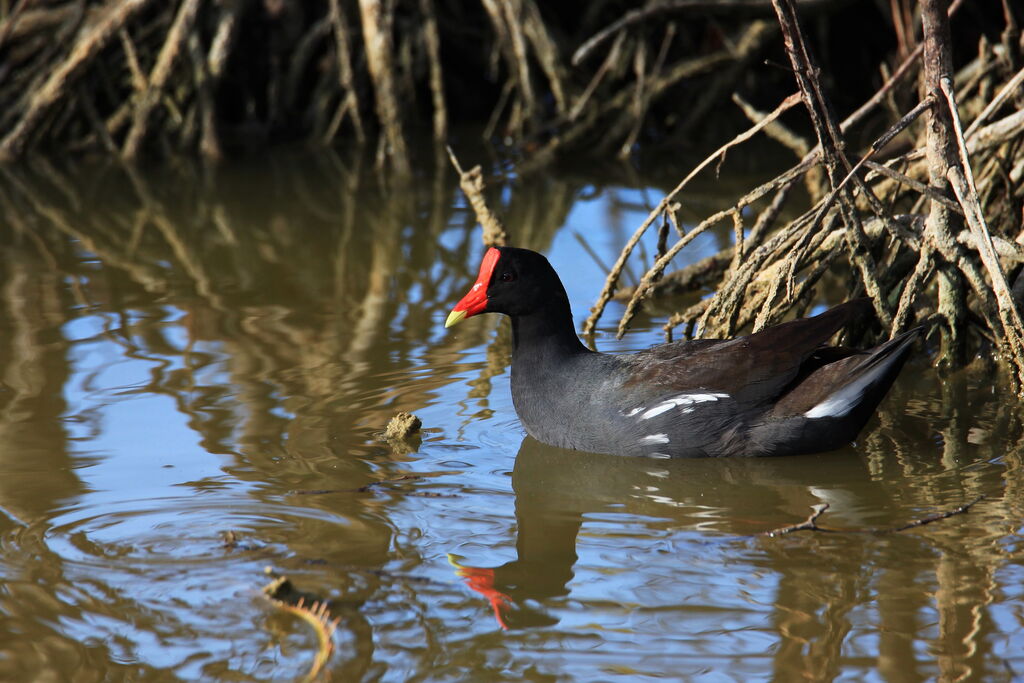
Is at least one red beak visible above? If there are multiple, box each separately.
[445,247,501,328]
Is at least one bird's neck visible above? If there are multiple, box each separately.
[506,292,596,448]
[510,297,590,361]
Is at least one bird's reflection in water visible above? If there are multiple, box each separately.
[453,435,879,630]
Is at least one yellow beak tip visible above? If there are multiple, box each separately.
[445,310,467,328]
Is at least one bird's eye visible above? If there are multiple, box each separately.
[500,271,516,282]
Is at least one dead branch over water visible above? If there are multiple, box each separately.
[586,0,1024,385]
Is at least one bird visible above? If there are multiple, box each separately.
[445,246,919,458]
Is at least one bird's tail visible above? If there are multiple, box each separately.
[801,328,921,421]
[745,327,921,456]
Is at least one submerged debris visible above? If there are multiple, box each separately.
[262,569,339,682]
[761,496,986,537]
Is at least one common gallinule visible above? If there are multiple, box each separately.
[445,247,919,458]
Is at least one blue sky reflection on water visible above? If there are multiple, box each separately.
[62,309,228,489]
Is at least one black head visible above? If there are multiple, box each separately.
[445,247,569,327]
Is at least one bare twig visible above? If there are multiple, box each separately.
[359,0,411,175]
[326,0,365,143]
[571,0,827,66]
[583,92,800,336]
[0,0,157,161]
[762,496,985,536]
[963,64,1024,139]
[419,0,448,144]
[942,76,1024,385]
[447,147,509,247]
[762,503,830,536]
[122,0,202,161]
[887,496,985,532]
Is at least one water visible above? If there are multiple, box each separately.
[0,153,1021,681]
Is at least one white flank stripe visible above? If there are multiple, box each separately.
[640,403,675,419]
[640,392,729,420]
[640,433,670,445]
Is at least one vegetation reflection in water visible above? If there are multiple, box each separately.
[0,154,1021,681]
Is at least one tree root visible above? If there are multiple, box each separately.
[586,0,1024,388]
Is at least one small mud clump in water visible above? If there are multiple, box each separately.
[383,412,421,440]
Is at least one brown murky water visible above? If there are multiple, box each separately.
[0,153,1021,681]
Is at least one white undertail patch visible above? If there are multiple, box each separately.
[804,396,854,418]
[804,364,886,419]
